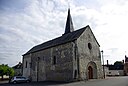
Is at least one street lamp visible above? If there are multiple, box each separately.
[101,50,105,79]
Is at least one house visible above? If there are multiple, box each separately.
[12,62,22,76]
[104,60,124,76]
[106,65,124,76]
[22,9,103,82]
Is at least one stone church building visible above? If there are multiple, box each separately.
[22,9,103,82]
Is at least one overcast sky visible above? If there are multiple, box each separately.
[0,0,128,66]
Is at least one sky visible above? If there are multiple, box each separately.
[0,0,128,66]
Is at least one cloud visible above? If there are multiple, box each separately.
[0,0,128,66]
[0,0,69,66]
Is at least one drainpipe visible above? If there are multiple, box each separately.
[101,50,105,79]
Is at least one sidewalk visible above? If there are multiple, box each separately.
[0,80,8,84]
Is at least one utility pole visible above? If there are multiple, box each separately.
[101,50,105,79]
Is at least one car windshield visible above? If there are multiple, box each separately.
[16,76,26,79]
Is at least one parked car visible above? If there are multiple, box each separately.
[9,76,31,84]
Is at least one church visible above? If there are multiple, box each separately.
[22,9,103,82]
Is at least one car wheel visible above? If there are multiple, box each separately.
[26,80,30,83]
[13,81,17,84]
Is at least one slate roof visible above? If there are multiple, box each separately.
[12,62,22,69]
[23,25,89,56]
[105,65,124,70]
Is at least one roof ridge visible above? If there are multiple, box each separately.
[23,26,88,56]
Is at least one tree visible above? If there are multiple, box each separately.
[114,61,123,66]
[0,64,14,80]
[7,67,15,77]
[0,64,7,80]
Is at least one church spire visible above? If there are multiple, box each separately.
[64,9,74,34]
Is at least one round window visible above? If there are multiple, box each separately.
[88,43,92,50]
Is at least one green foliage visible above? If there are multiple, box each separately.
[0,64,7,76]
[114,61,123,66]
[7,67,15,77]
[0,64,15,80]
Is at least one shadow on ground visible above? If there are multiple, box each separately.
[0,81,75,86]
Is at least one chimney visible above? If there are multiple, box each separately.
[107,60,109,65]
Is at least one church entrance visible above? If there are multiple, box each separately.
[88,66,93,79]
[87,61,97,79]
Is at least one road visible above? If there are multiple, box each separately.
[0,76,128,86]
[63,76,128,86]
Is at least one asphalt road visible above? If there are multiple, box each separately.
[64,76,128,86]
[0,76,128,86]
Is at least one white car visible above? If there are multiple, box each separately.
[9,76,30,84]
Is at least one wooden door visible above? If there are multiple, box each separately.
[88,66,93,79]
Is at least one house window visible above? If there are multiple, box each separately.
[53,56,57,65]
[25,61,27,68]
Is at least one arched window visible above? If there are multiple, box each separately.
[88,43,92,50]
[25,61,27,68]
[53,56,56,65]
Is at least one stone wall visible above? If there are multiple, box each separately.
[22,54,31,78]
[77,26,103,80]
[30,42,74,81]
